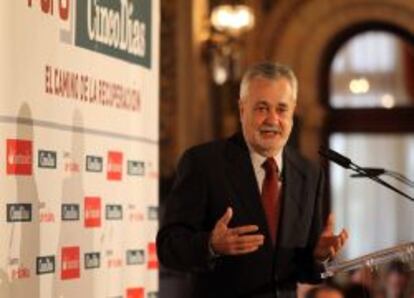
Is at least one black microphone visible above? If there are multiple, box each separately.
[319,147,414,202]
[318,148,352,169]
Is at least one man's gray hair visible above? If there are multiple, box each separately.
[239,62,298,101]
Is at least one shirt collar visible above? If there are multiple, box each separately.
[249,148,283,173]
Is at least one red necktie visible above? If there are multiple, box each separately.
[261,157,280,245]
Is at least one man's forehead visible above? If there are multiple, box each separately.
[247,90,295,106]
[246,77,293,96]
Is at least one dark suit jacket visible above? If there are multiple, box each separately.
[157,133,325,298]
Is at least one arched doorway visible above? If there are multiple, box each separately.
[257,0,414,159]
[325,28,414,259]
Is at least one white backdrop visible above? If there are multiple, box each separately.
[0,1,159,297]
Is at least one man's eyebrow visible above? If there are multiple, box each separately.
[254,100,269,106]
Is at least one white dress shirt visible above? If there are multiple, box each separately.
[249,150,283,194]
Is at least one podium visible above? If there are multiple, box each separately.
[321,242,414,279]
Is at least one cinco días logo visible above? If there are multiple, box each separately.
[85,155,103,172]
[105,204,123,220]
[38,150,57,169]
[62,204,80,221]
[84,252,100,270]
[7,204,32,222]
[147,206,158,220]
[76,0,152,68]
[126,249,145,265]
[28,0,152,68]
[36,256,55,275]
[127,160,145,176]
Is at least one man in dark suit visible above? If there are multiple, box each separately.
[157,62,348,298]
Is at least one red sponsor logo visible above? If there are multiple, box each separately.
[129,211,144,222]
[61,246,80,280]
[147,243,159,269]
[40,211,55,223]
[7,139,32,175]
[10,266,31,280]
[64,161,80,173]
[127,288,144,298]
[107,151,123,181]
[27,0,70,21]
[63,152,80,174]
[107,257,123,268]
[84,197,101,228]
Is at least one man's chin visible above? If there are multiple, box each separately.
[254,141,282,156]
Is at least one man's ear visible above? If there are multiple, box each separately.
[293,101,298,122]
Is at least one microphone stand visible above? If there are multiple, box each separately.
[319,148,414,202]
[351,168,414,188]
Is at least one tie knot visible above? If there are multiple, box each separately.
[262,157,278,174]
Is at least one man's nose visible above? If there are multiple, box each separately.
[265,110,279,123]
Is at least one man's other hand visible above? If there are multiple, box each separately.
[313,213,348,261]
[210,207,265,255]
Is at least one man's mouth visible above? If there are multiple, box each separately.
[259,126,281,137]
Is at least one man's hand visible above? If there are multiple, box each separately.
[210,207,265,255]
[313,213,348,261]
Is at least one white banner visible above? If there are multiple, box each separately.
[0,1,159,297]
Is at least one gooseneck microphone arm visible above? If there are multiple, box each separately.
[351,168,414,188]
[319,148,414,202]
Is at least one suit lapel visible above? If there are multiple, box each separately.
[278,149,306,245]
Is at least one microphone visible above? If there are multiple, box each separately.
[318,148,352,169]
[318,147,414,202]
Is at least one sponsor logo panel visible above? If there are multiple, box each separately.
[128,204,144,222]
[84,252,101,270]
[126,249,145,265]
[84,197,101,228]
[147,206,158,220]
[106,204,123,220]
[39,208,55,223]
[61,246,80,280]
[10,266,31,280]
[62,204,80,221]
[127,288,145,298]
[147,292,158,298]
[106,250,123,269]
[147,243,158,269]
[127,160,145,176]
[63,152,80,174]
[38,150,57,169]
[7,204,32,222]
[86,155,103,172]
[7,139,32,175]
[75,0,152,68]
[36,256,55,275]
[107,151,123,181]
